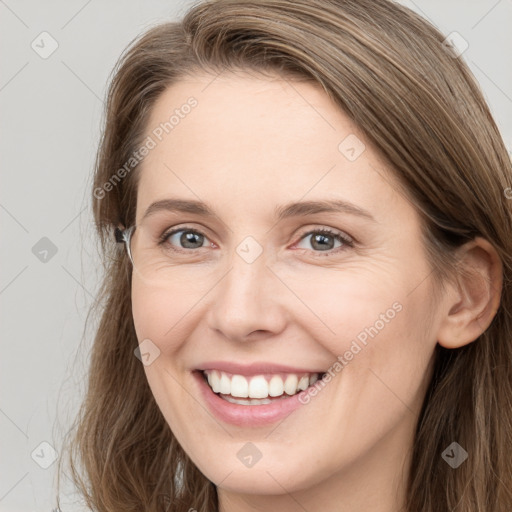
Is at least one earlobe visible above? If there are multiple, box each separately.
[436,237,503,349]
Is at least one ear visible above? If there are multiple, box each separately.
[436,237,503,349]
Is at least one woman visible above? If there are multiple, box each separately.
[57,0,512,510]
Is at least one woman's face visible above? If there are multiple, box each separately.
[130,71,443,502]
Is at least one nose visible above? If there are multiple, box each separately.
[206,246,288,342]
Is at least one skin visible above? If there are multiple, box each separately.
[128,70,502,512]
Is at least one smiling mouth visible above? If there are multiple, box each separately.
[200,369,326,405]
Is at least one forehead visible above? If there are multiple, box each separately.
[146,71,348,154]
[135,71,412,226]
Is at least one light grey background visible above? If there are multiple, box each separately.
[1,1,511,511]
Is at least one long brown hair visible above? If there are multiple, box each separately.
[56,0,512,510]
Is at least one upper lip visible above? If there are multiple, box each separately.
[195,361,326,376]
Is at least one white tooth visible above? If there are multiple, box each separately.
[231,374,249,397]
[284,374,299,395]
[309,374,318,385]
[209,370,221,393]
[219,372,231,394]
[249,375,269,398]
[268,375,285,397]
[298,375,309,390]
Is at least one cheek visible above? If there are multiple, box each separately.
[131,280,203,449]
[281,263,405,353]
[131,275,205,358]
[289,265,437,418]
[327,281,436,433]
[279,249,436,357]
[289,287,436,477]
[131,283,165,347]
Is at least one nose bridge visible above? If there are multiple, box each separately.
[207,240,286,340]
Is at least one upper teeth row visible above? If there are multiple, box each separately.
[204,370,320,398]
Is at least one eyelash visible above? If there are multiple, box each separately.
[158,226,355,257]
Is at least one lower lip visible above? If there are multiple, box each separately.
[193,371,309,427]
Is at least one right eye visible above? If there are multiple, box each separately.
[159,227,213,252]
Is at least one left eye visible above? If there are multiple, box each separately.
[295,229,353,253]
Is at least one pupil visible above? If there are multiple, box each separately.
[182,232,203,248]
[312,234,333,251]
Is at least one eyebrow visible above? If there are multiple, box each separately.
[142,198,376,222]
